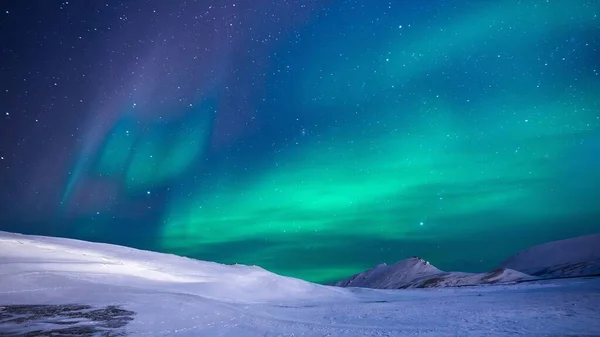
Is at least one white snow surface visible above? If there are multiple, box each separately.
[1,231,600,336]
[498,233,600,277]
[332,257,534,289]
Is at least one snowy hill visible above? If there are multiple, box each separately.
[0,231,342,304]
[498,233,600,278]
[1,231,600,336]
[332,257,533,289]
[332,257,442,288]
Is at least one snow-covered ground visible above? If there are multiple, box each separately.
[1,231,600,336]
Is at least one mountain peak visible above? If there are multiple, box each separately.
[332,257,441,288]
[390,257,434,269]
[408,256,426,261]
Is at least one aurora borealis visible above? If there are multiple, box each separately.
[1,1,599,283]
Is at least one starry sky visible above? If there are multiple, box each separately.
[1,0,599,284]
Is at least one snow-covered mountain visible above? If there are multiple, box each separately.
[332,257,533,289]
[498,233,600,278]
[332,257,442,288]
[1,231,600,336]
[334,233,600,290]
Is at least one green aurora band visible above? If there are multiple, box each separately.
[160,1,599,283]
[96,109,212,191]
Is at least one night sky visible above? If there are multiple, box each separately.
[1,1,599,284]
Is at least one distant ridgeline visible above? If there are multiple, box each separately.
[332,234,600,289]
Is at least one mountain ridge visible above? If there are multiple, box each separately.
[333,233,600,289]
[498,233,600,278]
